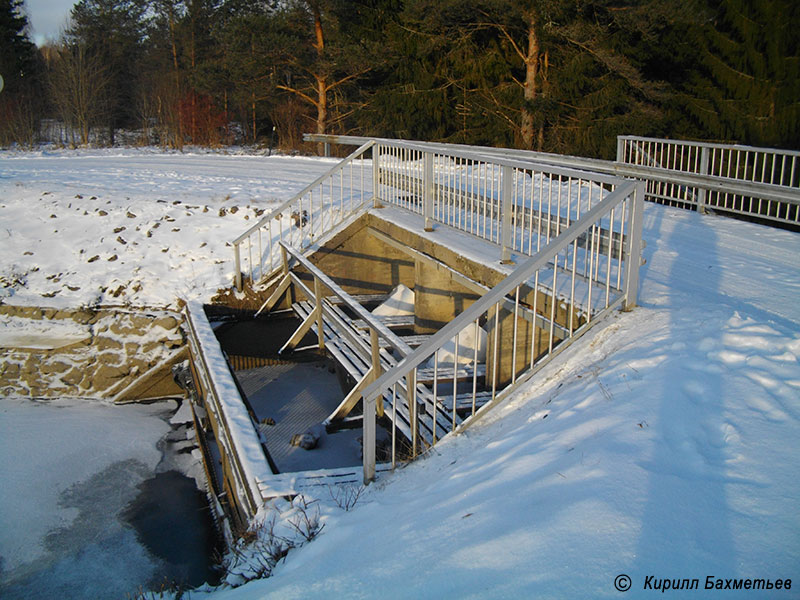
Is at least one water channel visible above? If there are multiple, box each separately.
[0,397,221,599]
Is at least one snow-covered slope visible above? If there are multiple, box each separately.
[1,148,798,598]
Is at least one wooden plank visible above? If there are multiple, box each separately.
[367,333,431,349]
[436,390,495,412]
[352,314,415,330]
[325,366,376,423]
[325,293,388,306]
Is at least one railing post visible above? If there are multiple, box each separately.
[370,328,384,417]
[314,276,325,351]
[616,136,626,164]
[281,244,295,307]
[424,151,434,231]
[407,370,417,457]
[623,181,646,311]
[234,242,243,292]
[500,165,514,264]
[363,392,376,484]
[373,143,382,208]
[697,146,709,214]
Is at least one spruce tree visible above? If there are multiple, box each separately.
[681,0,800,149]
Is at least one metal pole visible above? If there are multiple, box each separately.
[363,394,376,484]
[370,328,383,417]
[373,144,382,208]
[314,277,325,351]
[424,152,434,231]
[697,147,709,214]
[623,181,645,311]
[234,242,243,291]
[501,165,514,264]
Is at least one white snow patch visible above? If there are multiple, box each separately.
[371,283,415,317]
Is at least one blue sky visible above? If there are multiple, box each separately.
[23,0,77,45]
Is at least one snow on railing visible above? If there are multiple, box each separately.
[361,179,645,483]
[617,136,800,225]
[184,301,275,526]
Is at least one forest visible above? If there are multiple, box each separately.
[1,0,798,158]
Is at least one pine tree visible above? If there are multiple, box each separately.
[65,0,149,143]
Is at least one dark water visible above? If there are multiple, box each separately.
[0,400,223,600]
[123,470,223,590]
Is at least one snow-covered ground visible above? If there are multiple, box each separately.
[0,147,337,308]
[1,148,798,598]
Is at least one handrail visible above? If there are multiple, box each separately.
[617,135,800,157]
[184,301,273,520]
[233,140,375,246]
[362,180,639,405]
[281,242,413,357]
[232,140,376,290]
[373,138,623,187]
[307,134,800,210]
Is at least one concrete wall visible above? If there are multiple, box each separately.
[308,220,416,296]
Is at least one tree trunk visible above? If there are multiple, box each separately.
[520,15,540,150]
[311,2,327,155]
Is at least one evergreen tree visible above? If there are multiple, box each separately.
[679,0,800,149]
[0,0,43,145]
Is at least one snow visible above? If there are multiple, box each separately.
[372,283,415,317]
[1,148,798,598]
[185,301,275,505]
[0,147,336,309]
[0,313,90,349]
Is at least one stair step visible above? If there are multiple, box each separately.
[414,363,486,385]
[434,390,495,412]
[325,293,388,305]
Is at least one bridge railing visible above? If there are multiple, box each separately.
[361,179,645,483]
[373,140,624,263]
[617,136,800,225]
[307,134,800,229]
[184,301,275,529]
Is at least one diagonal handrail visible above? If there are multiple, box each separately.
[363,180,640,412]
[232,140,376,290]
[233,140,375,246]
[280,242,413,357]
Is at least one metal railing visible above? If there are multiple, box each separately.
[361,179,644,483]
[232,141,377,291]
[374,141,623,263]
[617,136,800,225]
[306,134,800,228]
[230,135,645,485]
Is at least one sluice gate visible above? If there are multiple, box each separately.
[183,137,646,532]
